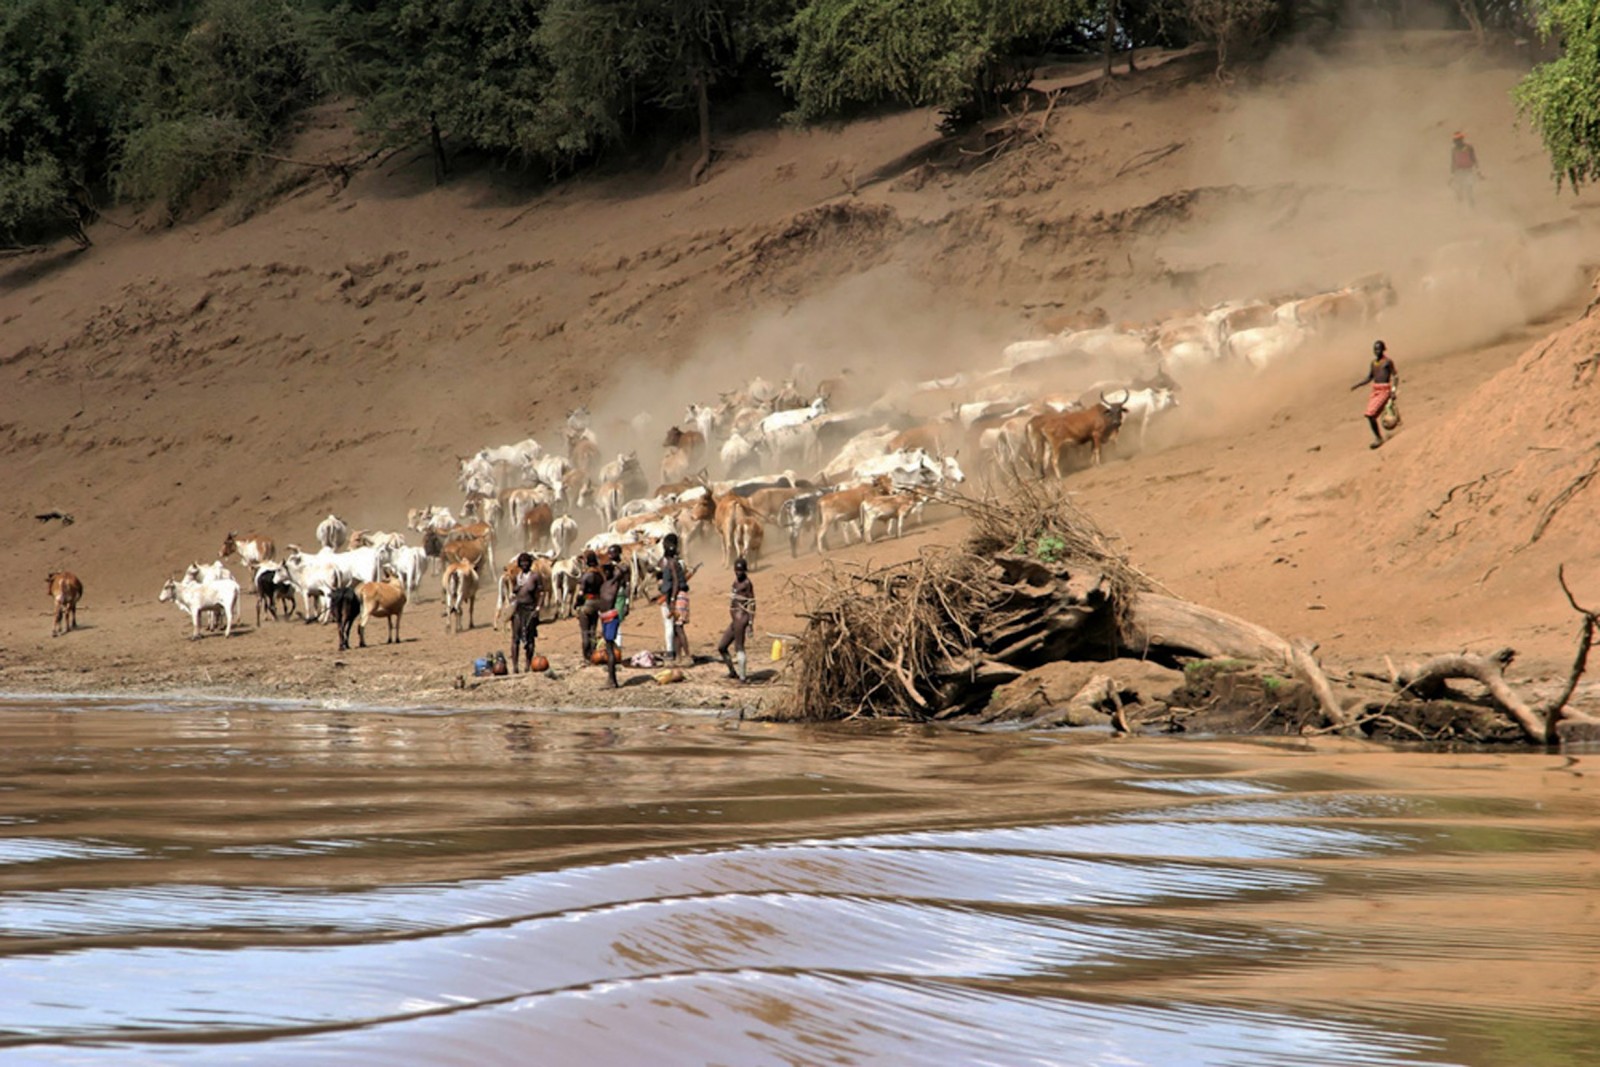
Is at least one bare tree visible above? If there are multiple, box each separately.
[1182,0,1277,77]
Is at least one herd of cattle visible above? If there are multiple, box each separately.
[55,270,1393,646]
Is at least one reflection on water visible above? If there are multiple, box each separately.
[0,697,1596,1065]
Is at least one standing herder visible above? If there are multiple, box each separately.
[1449,131,1481,207]
[1350,339,1399,450]
[595,544,631,689]
[657,532,699,664]
[717,557,756,684]
[508,552,545,673]
[575,550,603,663]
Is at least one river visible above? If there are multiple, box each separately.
[0,695,1595,1066]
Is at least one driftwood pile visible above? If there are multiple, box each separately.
[786,483,1600,746]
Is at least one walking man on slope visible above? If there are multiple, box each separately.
[1350,339,1399,450]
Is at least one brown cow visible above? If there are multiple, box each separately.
[815,476,893,553]
[861,491,926,543]
[1286,280,1395,333]
[220,532,275,569]
[562,468,594,512]
[1039,307,1110,334]
[660,444,692,487]
[356,575,407,647]
[1027,392,1128,476]
[445,521,495,545]
[663,426,707,461]
[48,571,83,637]
[744,485,805,521]
[888,422,957,456]
[731,505,764,570]
[520,501,554,553]
[441,535,492,577]
[673,495,717,547]
[568,433,600,476]
[715,494,774,567]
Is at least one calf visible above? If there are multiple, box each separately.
[777,492,822,558]
[815,476,893,553]
[253,563,297,626]
[356,575,407,647]
[714,494,758,567]
[442,560,479,633]
[47,571,83,637]
[329,586,361,651]
[731,505,764,570]
[861,491,927,543]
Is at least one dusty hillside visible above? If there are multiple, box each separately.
[3,30,1598,708]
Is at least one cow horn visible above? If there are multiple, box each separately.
[1111,389,1130,405]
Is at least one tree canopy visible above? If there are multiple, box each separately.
[0,0,1574,243]
[1515,0,1600,192]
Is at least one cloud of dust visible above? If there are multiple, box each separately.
[549,263,1008,478]
[482,31,1593,486]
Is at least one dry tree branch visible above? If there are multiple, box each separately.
[1116,142,1185,178]
[1529,446,1600,545]
[1392,565,1600,744]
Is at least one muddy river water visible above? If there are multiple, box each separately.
[0,695,1595,1066]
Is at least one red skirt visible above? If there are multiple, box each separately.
[1365,383,1393,418]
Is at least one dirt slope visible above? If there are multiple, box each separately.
[3,31,1598,709]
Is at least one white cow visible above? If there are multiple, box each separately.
[851,448,965,490]
[550,514,578,558]
[1119,387,1180,448]
[382,545,428,598]
[316,514,349,552]
[159,575,241,640]
[279,546,382,622]
[1227,320,1309,371]
[550,556,582,620]
[528,454,572,498]
[822,426,898,479]
[757,396,827,436]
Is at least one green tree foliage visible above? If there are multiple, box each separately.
[0,0,100,242]
[1515,0,1600,191]
[0,0,327,238]
[535,0,790,174]
[332,0,550,173]
[781,0,1093,123]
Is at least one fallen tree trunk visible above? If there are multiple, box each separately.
[789,488,1600,742]
[1122,593,1293,665]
